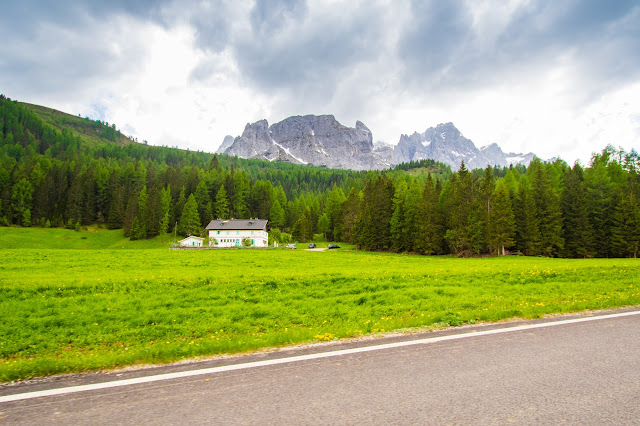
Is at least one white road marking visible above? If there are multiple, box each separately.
[2,309,639,403]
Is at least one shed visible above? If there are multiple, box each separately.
[178,236,204,247]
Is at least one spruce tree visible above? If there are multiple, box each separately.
[414,174,442,255]
[530,160,564,256]
[514,183,540,255]
[268,199,285,228]
[231,171,249,218]
[195,179,212,226]
[159,186,172,234]
[214,185,229,219]
[390,181,407,252]
[611,191,640,257]
[561,164,593,257]
[325,185,346,241]
[179,194,201,236]
[317,212,330,240]
[488,182,516,255]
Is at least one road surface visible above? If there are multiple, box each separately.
[2,308,639,424]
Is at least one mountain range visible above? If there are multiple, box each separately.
[218,116,536,171]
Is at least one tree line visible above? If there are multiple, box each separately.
[2,94,639,257]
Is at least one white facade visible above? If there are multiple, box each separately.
[179,236,204,247]
[209,229,268,248]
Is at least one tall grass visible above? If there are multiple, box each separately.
[1,232,639,381]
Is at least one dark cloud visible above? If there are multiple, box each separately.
[0,1,166,100]
[231,1,384,102]
[396,1,471,84]
[389,0,640,104]
[250,0,308,36]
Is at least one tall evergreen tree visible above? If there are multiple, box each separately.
[268,199,285,229]
[179,194,201,236]
[159,185,172,234]
[325,185,346,241]
[11,177,33,227]
[530,160,564,256]
[585,152,615,257]
[414,174,442,255]
[514,182,540,255]
[214,184,229,219]
[610,190,640,258]
[488,182,516,255]
[231,171,249,218]
[561,164,593,257]
[317,212,330,240]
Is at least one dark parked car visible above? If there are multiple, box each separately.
[308,243,316,248]
[328,244,340,249]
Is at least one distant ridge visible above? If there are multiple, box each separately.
[221,117,537,171]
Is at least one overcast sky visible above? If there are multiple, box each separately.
[1,0,639,164]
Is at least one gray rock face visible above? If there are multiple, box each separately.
[392,123,535,170]
[221,118,537,171]
[216,135,235,154]
[221,115,390,170]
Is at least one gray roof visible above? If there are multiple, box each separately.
[205,219,269,231]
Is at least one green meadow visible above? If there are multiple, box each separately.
[1,227,639,382]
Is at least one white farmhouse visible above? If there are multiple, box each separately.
[178,235,204,247]
[205,219,269,248]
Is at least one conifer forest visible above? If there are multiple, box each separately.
[1,95,639,258]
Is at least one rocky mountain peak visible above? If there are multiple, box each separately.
[220,115,387,170]
[219,116,538,171]
[393,122,535,170]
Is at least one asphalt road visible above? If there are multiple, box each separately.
[2,309,639,425]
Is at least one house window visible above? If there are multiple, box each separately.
[236,231,239,235]
[217,231,220,235]
[226,231,229,235]
[251,231,254,235]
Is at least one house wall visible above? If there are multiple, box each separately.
[179,237,203,247]
[209,229,268,248]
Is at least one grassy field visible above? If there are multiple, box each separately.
[1,228,639,382]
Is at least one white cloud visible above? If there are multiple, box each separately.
[1,0,638,166]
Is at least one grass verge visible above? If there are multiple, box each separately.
[1,246,639,382]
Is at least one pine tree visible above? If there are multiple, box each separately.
[231,171,249,218]
[341,188,361,244]
[317,212,330,240]
[132,186,148,240]
[11,177,33,227]
[414,174,442,255]
[488,182,516,255]
[108,187,125,230]
[390,181,407,252]
[561,164,593,257]
[292,208,313,242]
[443,163,475,255]
[514,182,540,255]
[175,186,187,227]
[530,161,564,256]
[159,185,172,234]
[195,179,212,226]
[179,194,201,236]
[611,191,640,257]
[585,154,615,257]
[269,199,285,229]
[145,188,161,238]
[214,185,229,219]
[325,185,346,241]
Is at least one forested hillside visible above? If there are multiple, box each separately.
[1,95,639,257]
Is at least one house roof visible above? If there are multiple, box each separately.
[205,219,269,231]
[179,236,204,242]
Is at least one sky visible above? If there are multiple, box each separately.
[1,0,639,165]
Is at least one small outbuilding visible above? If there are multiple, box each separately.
[205,219,269,248]
[178,235,204,247]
